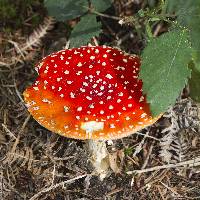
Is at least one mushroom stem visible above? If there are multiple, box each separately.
[81,121,110,179]
[87,139,110,180]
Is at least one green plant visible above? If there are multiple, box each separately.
[44,0,200,117]
[44,0,112,47]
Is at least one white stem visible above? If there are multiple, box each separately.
[87,139,110,180]
[81,121,110,180]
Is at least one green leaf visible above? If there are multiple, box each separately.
[44,0,89,21]
[189,64,200,102]
[70,14,101,47]
[91,0,112,12]
[140,30,192,116]
[166,0,200,71]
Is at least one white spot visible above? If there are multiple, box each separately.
[100,86,104,90]
[67,81,73,84]
[128,104,132,108]
[124,81,129,85]
[118,112,122,115]
[86,96,92,100]
[128,96,132,99]
[87,49,90,53]
[95,49,99,53]
[57,77,62,82]
[115,66,125,71]
[35,81,39,85]
[99,101,104,104]
[125,116,130,120]
[52,86,55,89]
[118,92,123,96]
[74,50,79,54]
[33,106,39,110]
[83,82,88,86]
[96,79,102,83]
[64,125,69,129]
[76,116,80,120]
[58,87,62,91]
[65,61,69,64]
[89,75,93,79]
[123,58,128,63]
[121,75,124,79]
[139,96,144,102]
[129,125,134,129]
[76,71,82,75]
[103,54,107,58]
[44,70,48,74]
[92,84,97,88]
[60,94,64,98]
[33,87,39,91]
[89,65,93,68]
[106,74,113,79]
[141,113,147,118]
[96,71,100,75]
[77,62,82,67]
[80,88,86,92]
[44,80,48,85]
[90,56,95,60]
[108,90,113,93]
[97,92,103,96]
[70,92,75,98]
[64,70,69,74]
[109,105,114,110]
[122,107,126,110]
[107,96,111,100]
[60,55,64,60]
[64,106,69,112]
[100,110,104,114]
[110,124,115,128]
[77,107,82,111]
[89,104,94,109]
[102,62,106,66]
[117,99,121,103]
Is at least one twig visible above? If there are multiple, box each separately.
[141,142,154,169]
[127,157,200,174]
[160,182,182,198]
[29,174,87,200]
[133,131,149,157]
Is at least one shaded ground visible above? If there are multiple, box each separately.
[1,0,200,199]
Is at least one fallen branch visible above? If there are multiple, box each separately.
[127,157,200,174]
[29,174,87,200]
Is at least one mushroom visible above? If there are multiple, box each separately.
[23,46,160,179]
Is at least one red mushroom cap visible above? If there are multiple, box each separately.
[23,46,159,140]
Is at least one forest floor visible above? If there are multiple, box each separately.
[1,0,200,199]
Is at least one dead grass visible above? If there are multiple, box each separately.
[1,0,200,200]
